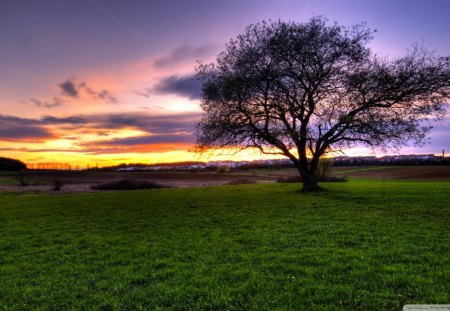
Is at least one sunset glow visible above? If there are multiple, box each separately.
[1,0,449,167]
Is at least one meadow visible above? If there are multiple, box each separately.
[0,179,449,310]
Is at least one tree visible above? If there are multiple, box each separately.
[195,17,450,192]
[0,157,27,171]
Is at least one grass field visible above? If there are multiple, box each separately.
[0,180,449,310]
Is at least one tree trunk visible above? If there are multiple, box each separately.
[297,168,320,192]
[297,157,320,192]
[301,174,319,192]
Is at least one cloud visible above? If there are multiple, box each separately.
[154,43,217,68]
[75,133,195,154]
[0,147,82,153]
[0,115,40,126]
[92,112,201,133]
[0,115,55,141]
[95,90,118,103]
[151,74,202,100]
[59,78,118,103]
[134,88,153,98]
[84,134,195,146]
[41,115,86,125]
[29,97,65,109]
[0,112,200,132]
[81,83,118,103]
[81,144,191,155]
[0,127,54,141]
[59,80,79,97]
[0,112,201,143]
[22,79,119,110]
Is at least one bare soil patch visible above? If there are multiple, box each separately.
[0,171,276,194]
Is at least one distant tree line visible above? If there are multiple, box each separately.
[27,162,75,170]
[97,161,207,171]
[96,156,450,173]
[9,156,448,173]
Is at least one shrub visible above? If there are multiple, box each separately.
[16,173,32,186]
[52,179,64,191]
[316,158,334,181]
[217,166,229,174]
[91,179,166,190]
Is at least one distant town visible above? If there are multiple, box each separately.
[25,153,450,171]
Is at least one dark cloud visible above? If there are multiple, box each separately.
[23,79,118,110]
[0,115,40,126]
[85,134,195,146]
[0,115,54,141]
[81,83,118,103]
[41,115,86,124]
[0,112,200,132]
[0,127,53,140]
[29,97,65,109]
[0,115,55,141]
[0,147,83,153]
[100,112,200,133]
[95,90,118,103]
[0,112,201,142]
[59,80,79,97]
[0,114,85,132]
[154,43,217,68]
[152,74,202,100]
[82,145,186,155]
[58,79,118,103]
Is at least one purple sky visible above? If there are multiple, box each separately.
[1,0,450,165]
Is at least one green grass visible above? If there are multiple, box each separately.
[332,166,389,175]
[0,180,449,310]
[0,172,45,186]
[0,171,21,185]
[0,177,17,185]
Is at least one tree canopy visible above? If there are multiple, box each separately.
[195,17,450,191]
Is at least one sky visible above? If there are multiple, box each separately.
[1,0,449,167]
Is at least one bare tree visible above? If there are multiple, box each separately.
[195,17,450,192]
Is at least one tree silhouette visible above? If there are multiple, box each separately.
[0,157,27,171]
[195,17,450,192]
